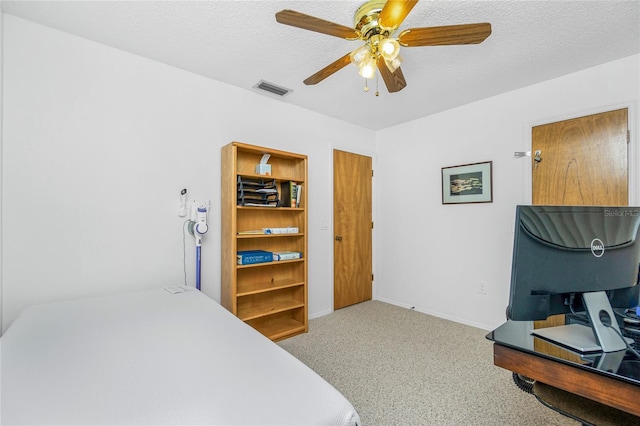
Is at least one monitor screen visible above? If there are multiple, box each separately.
[507,205,640,352]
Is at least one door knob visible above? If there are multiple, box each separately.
[335,236,343,241]
[534,150,542,163]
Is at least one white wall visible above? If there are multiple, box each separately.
[1,15,376,332]
[3,13,639,335]
[375,54,640,330]
[0,11,4,332]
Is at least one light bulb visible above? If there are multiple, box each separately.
[359,60,376,79]
[379,38,400,61]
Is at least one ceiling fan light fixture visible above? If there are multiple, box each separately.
[379,38,400,61]
[385,54,403,73]
[350,44,371,67]
[358,56,377,79]
[275,1,491,94]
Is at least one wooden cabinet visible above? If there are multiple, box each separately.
[221,142,308,341]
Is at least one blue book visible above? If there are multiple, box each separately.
[237,250,273,265]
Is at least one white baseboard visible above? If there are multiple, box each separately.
[309,308,333,320]
[374,296,494,331]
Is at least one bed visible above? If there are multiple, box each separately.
[0,287,361,425]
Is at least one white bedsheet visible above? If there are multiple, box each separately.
[0,287,361,425]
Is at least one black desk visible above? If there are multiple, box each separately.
[487,321,640,417]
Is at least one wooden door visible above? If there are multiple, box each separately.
[531,108,629,359]
[333,150,373,309]
[532,108,628,206]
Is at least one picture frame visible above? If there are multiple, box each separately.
[441,161,493,204]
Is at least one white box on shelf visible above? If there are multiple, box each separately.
[255,164,271,176]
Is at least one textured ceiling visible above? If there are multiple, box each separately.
[2,0,639,130]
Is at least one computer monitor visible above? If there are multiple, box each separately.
[507,205,640,353]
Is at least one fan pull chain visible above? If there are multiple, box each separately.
[363,78,369,92]
[375,73,379,97]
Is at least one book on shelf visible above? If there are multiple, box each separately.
[280,181,298,207]
[291,183,298,207]
[273,251,302,261]
[262,227,299,234]
[237,230,264,235]
[236,250,273,265]
[243,203,277,207]
[237,227,299,235]
[295,184,302,208]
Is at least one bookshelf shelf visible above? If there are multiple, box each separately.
[246,316,306,342]
[238,299,306,322]
[237,279,304,297]
[236,233,305,239]
[237,206,305,211]
[221,142,308,341]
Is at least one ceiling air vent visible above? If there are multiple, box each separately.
[253,80,292,97]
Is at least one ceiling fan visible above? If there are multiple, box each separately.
[275,0,491,94]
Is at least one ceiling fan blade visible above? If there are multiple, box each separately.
[304,53,353,85]
[378,0,419,30]
[276,10,360,40]
[398,23,492,46]
[376,56,407,93]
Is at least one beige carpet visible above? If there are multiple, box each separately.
[279,300,577,426]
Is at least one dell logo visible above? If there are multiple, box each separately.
[591,238,605,258]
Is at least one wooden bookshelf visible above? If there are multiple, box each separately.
[221,142,308,341]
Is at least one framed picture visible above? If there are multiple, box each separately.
[441,161,493,204]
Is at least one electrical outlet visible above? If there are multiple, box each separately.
[478,281,488,295]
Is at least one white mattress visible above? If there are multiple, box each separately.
[0,287,361,425]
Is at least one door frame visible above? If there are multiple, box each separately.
[523,102,638,205]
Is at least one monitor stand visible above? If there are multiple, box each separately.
[531,291,633,353]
